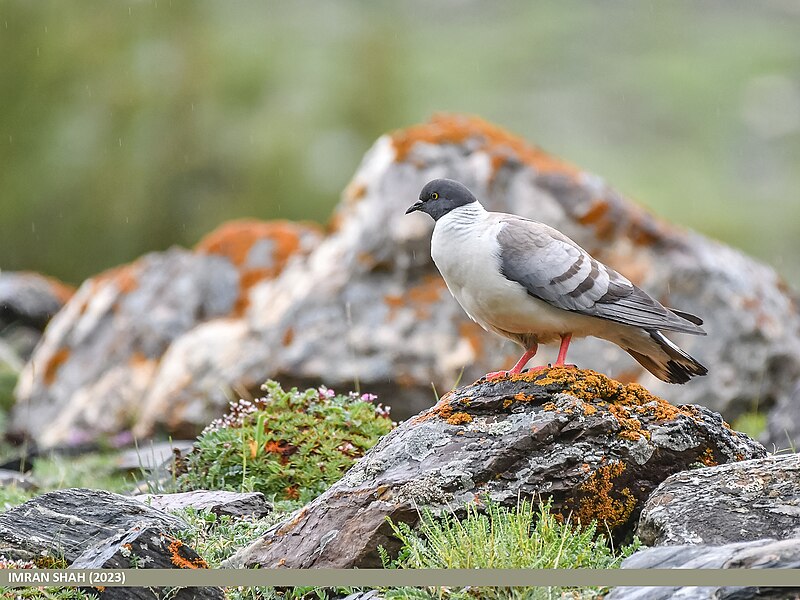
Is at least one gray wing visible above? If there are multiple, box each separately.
[496,217,705,335]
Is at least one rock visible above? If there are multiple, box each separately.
[0,488,222,599]
[0,469,38,491]
[605,538,800,600]
[135,490,273,518]
[637,454,800,546]
[13,115,800,445]
[12,219,321,447]
[0,271,73,359]
[141,114,800,435]
[767,380,800,451]
[225,369,765,569]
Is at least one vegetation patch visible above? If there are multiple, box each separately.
[178,381,394,503]
[381,498,638,600]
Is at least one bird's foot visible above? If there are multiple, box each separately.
[485,370,509,381]
[485,365,548,381]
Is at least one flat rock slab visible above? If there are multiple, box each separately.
[226,369,765,569]
[637,454,800,546]
[135,490,273,518]
[605,538,800,600]
[0,488,222,599]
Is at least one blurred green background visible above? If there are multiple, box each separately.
[1,0,798,286]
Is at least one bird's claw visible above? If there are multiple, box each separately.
[485,370,509,381]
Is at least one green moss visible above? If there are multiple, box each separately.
[178,381,393,503]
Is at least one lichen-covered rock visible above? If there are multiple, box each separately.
[11,221,321,447]
[605,538,800,600]
[12,114,800,445]
[225,369,765,569]
[0,488,223,598]
[241,113,800,428]
[636,454,800,546]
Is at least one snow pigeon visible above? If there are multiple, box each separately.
[406,178,707,384]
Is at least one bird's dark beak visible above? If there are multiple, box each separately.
[405,201,424,214]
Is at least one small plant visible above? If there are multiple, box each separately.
[178,381,393,503]
[381,498,639,600]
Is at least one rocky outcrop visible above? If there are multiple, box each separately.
[0,488,222,599]
[12,221,321,446]
[225,369,765,569]
[636,454,800,546]
[605,538,800,600]
[12,115,800,446]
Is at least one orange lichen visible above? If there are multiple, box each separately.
[519,367,695,441]
[573,462,636,530]
[385,274,446,320]
[391,114,580,180]
[391,114,676,248]
[95,263,140,294]
[700,447,718,467]
[17,271,75,304]
[43,347,71,385]
[447,411,473,425]
[459,321,485,358]
[196,219,321,316]
[277,507,309,536]
[167,537,209,569]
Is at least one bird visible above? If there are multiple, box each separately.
[405,178,708,384]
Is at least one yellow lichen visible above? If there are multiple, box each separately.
[573,462,637,530]
[446,412,473,425]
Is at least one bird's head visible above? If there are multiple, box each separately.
[405,178,478,221]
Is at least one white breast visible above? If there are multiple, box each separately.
[431,205,602,344]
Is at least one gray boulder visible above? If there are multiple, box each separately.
[605,538,800,600]
[12,220,321,447]
[637,453,800,546]
[0,488,222,599]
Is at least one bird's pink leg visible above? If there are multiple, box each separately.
[554,333,576,368]
[486,344,540,380]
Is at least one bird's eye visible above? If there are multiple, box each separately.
[431,192,439,200]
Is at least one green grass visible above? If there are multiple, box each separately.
[731,410,767,441]
[178,381,393,504]
[30,452,134,494]
[381,498,639,600]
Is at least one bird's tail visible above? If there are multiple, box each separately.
[625,330,708,384]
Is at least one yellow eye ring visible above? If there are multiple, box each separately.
[431,192,439,200]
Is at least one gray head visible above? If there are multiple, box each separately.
[405,178,478,221]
